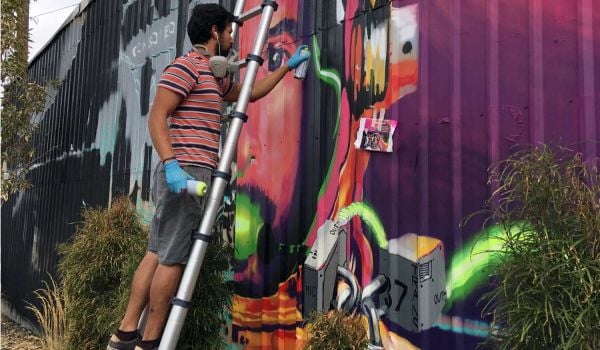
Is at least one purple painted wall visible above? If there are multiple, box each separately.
[2,0,597,349]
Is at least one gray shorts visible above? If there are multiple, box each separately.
[148,163,212,265]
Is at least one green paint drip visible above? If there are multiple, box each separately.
[311,36,341,139]
[304,37,344,240]
[444,222,531,309]
[234,193,264,260]
[312,37,342,201]
[336,202,388,249]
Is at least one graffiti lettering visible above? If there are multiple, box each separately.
[412,302,419,329]
[411,263,419,328]
[393,279,408,311]
[329,221,340,235]
[278,243,303,253]
[434,290,447,305]
[131,21,176,58]
[384,289,392,309]
[163,22,175,39]
[411,263,419,290]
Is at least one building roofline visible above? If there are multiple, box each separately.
[28,0,95,65]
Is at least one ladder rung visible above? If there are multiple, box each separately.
[212,170,231,182]
[171,298,193,309]
[193,232,213,243]
[234,5,263,24]
[228,59,247,73]
[246,54,264,66]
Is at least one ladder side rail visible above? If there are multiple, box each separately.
[230,0,246,42]
[158,2,277,349]
[215,21,271,177]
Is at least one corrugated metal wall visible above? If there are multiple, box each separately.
[2,0,598,348]
[1,0,192,326]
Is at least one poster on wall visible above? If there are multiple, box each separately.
[354,118,397,152]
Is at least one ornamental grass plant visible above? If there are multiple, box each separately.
[26,276,67,350]
[58,197,147,349]
[56,196,233,349]
[475,145,600,349]
[302,310,368,350]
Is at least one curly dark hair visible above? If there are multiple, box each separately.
[187,3,235,45]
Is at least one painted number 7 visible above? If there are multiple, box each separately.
[394,279,408,311]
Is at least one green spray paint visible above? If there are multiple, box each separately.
[444,222,531,309]
[234,193,264,260]
[336,202,388,249]
[305,37,344,238]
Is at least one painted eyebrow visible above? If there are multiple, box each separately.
[268,19,297,37]
[267,43,292,59]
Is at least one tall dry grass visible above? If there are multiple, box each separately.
[26,276,68,350]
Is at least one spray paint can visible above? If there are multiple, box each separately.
[293,47,310,80]
[186,180,208,196]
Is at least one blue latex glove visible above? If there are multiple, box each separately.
[287,45,311,70]
[164,160,194,193]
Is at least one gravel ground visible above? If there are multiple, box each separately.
[1,316,43,350]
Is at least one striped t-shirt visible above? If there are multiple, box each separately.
[158,50,235,169]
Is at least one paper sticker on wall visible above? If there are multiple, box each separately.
[354,118,397,152]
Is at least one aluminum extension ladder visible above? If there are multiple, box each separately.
[159,1,278,349]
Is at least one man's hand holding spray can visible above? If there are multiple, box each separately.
[293,45,311,80]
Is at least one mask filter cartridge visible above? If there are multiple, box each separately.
[209,56,229,78]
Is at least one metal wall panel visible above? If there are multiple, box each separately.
[2,0,598,349]
[2,0,184,327]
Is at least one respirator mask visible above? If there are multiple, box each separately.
[193,31,235,79]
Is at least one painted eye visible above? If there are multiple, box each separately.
[402,41,413,54]
[267,43,285,71]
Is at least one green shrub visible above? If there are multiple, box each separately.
[58,196,234,349]
[302,311,368,350]
[477,145,600,349]
[58,197,147,349]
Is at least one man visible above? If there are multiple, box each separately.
[106,3,309,350]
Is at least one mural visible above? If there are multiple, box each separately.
[3,0,598,349]
[232,0,485,349]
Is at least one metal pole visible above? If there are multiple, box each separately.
[361,275,389,349]
[230,0,245,42]
[159,2,277,349]
[337,266,361,312]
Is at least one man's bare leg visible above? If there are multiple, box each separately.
[141,263,184,341]
[118,252,160,331]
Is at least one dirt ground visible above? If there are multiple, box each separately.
[1,316,43,350]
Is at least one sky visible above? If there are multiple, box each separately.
[29,0,83,61]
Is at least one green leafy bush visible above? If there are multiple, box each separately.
[477,145,600,349]
[1,0,48,201]
[58,196,233,349]
[302,311,368,350]
[58,197,148,349]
